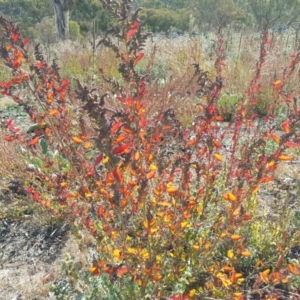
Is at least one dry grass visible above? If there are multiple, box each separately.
[222,29,299,109]
[0,96,15,109]
[0,130,25,182]
[274,160,300,181]
[30,30,299,126]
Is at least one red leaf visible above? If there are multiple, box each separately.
[271,134,280,143]
[285,141,300,148]
[97,205,109,218]
[28,136,39,146]
[27,187,34,194]
[6,119,13,127]
[13,50,23,68]
[4,136,15,142]
[95,153,104,166]
[185,138,197,147]
[282,121,290,133]
[214,115,224,121]
[111,121,122,134]
[23,38,29,44]
[134,52,144,64]
[243,215,252,221]
[11,77,22,84]
[122,125,132,134]
[4,81,11,89]
[113,167,123,183]
[117,266,129,277]
[56,79,70,93]
[97,205,104,216]
[125,97,133,106]
[260,176,274,183]
[11,32,20,43]
[33,192,40,202]
[127,28,138,38]
[274,84,282,91]
[213,139,222,148]
[36,61,45,68]
[130,21,140,29]
[139,85,146,95]
[115,135,127,143]
[208,104,216,115]
[140,118,147,128]
[61,79,70,87]
[113,143,131,155]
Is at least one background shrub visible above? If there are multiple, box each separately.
[69,20,82,41]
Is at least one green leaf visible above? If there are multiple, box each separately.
[39,137,48,154]
[30,157,43,169]
[26,124,40,133]
[26,123,48,133]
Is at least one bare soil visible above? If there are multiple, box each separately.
[0,214,80,300]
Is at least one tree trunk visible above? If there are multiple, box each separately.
[52,0,69,40]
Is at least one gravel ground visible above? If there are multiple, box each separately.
[0,208,92,300]
[0,217,69,300]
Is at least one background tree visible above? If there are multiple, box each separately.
[69,0,112,34]
[234,0,300,26]
[1,0,300,41]
[0,0,110,40]
[0,0,52,37]
[140,8,189,32]
[187,0,246,27]
[33,17,57,44]
[52,0,70,40]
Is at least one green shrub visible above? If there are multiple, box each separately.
[218,94,240,121]
[141,8,189,32]
[69,20,82,41]
[34,17,56,44]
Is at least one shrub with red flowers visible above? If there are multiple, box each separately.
[1,1,300,299]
